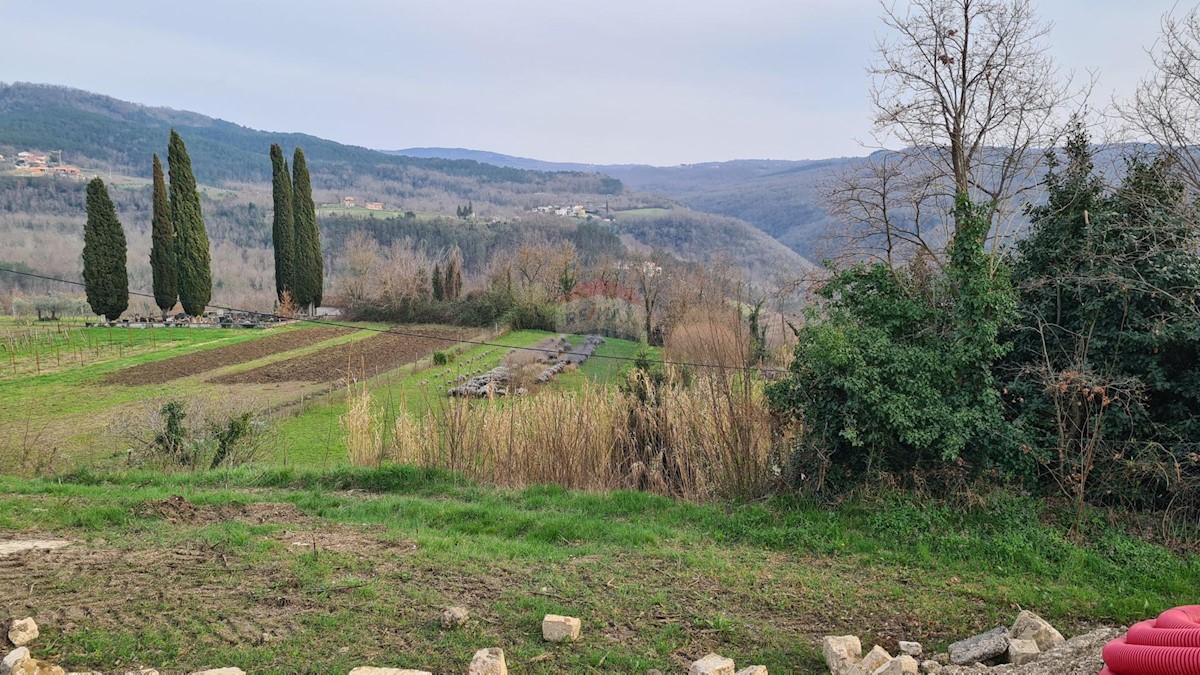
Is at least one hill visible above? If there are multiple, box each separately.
[389,146,863,260]
[0,83,622,200]
[0,83,816,310]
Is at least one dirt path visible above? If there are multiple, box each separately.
[104,326,353,385]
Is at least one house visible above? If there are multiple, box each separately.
[342,196,356,207]
[15,152,48,167]
[365,202,383,211]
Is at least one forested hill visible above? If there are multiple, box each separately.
[391,146,861,260]
[0,83,622,196]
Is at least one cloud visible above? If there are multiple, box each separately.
[0,0,1183,164]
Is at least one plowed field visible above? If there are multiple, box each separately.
[104,326,353,385]
[209,327,474,384]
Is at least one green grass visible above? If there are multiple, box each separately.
[0,323,374,469]
[556,336,645,392]
[613,207,672,217]
[0,466,1194,673]
[271,330,633,467]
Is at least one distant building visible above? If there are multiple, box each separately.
[15,152,48,167]
[365,202,383,211]
[342,196,356,207]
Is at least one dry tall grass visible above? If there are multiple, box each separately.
[666,305,750,370]
[342,384,384,467]
[385,373,780,501]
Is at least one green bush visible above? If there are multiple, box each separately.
[504,301,557,331]
[768,195,1017,487]
[432,351,451,366]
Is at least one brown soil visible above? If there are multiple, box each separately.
[0,497,419,659]
[209,327,474,384]
[103,326,353,385]
[137,495,314,526]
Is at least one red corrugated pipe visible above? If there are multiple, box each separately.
[1101,605,1200,675]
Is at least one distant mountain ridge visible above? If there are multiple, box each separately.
[391,147,858,259]
[0,82,621,196]
[0,82,817,288]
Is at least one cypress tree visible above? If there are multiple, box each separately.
[444,249,463,301]
[168,130,212,317]
[291,147,323,311]
[269,144,296,302]
[432,263,444,300]
[149,153,177,316]
[82,177,129,321]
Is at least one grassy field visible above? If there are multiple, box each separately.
[0,319,644,473]
[613,207,672,218]
[315,206,447,221]
[0,321,392,471]
[4,321,1194,673]
[271,331,646,467]
[0,467,1194,673]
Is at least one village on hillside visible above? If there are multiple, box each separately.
[0,149,85,178]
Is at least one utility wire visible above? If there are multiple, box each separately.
[0,266,792,376]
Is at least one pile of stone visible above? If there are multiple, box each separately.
[536,335,605,383]
[823,611,1117,674]
[450,335,606,396]
[448,365,511,397]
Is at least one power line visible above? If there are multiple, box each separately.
[0,266,792,376]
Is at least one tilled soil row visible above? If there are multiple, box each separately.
[208,327,475,384]
[104,326,354,385]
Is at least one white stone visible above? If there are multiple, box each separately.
[467,648,507,675]
[823,635,863,674]
[1006,638,1040,666]
[542,614,581,642]
[188,670,245,675]
[440,606,469,628]
[873,655,919,674]
[898,641,923,658]
[1008,611,1064,652]
[735,667,768,675]
[11,660,64,675]
[7,619,38,647]
[1,649,29,675]
[848,646,892,675]
[348,669,432,675]
[689,653,735,675]
[919,660,941,674]
[948,627,1008,665]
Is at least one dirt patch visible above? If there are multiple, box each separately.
[0,538,70,557]
[0,534,412,655]
[104,326,353,385]
[137,495,313,525]
[209,327,474,384]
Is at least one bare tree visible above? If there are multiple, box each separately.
[854,0,1072,252]
[338,230,381,304]
[823,151,953,267]
[1123,7,1200,196]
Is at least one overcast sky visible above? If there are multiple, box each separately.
[0,1,1185,165]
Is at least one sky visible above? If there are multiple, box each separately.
[0,1,1184,166]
